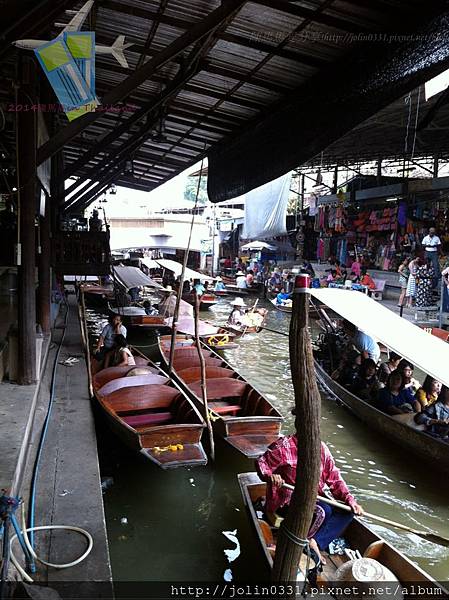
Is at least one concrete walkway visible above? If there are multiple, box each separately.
[1,296,112,597]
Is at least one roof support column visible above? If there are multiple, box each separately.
[17,57,37,384]
[37,194,51,334]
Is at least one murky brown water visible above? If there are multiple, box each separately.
[87,298,449,583]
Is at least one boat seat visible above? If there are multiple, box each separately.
[208,401,241,416]
[93,365,141,390]
[173,356,222,372]
[98,374,169,397]
[188,378,247,401]
[105,384,180,412]
[176,366,234,384]
[122,411,172,428]
[390,413,426,431]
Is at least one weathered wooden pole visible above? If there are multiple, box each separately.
[17,58,37,384]
[193,291,215,461]
[37,194,51,334]
[167,157,204,374]
[272,274,321,582]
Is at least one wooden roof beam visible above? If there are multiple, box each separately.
[37,0,249,166]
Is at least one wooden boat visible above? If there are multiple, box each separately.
[224,307,269,337]
[238,472,444,592]
[313,359,449,474]
[158,336,284,457]
[92,357,207,469]
[221,276,264,296]
[269,297,292,313]
[81,283,115,307]
[108,303,168,331]
[308,288,449,475]
[182,292,218,310]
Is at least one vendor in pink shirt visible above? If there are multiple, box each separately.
[257,427,363,565]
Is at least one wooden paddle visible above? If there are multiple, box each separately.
[282,483,449,547]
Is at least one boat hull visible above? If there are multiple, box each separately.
[269,298,292,313]
[158,336,283,457]
[93,359,207,469]
[238,472,443,591]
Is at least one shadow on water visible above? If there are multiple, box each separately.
[86,299,449,582]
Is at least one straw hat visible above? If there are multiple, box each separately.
[231,297,246,307]
[334,558,399,584]
[236,270,245,276]
[215,276,223,281]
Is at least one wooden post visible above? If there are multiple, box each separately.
[193,291,215,461]
[17,58,37,384]
[37,194,51,334]
[272,274,321,582]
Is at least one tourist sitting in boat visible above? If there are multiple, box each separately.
[256,427,364,566]
[397,359,421,393]
[342,320,381,364]
[214,277,226,292]
[378,352,402,385]
[246,270,255,287]
[113,334,136,367]
[236,270,248,289]
[276,291,291,306]
[228,297,246,325]
[333,349,361,387]
[193,279,205,297]
[268,268,282,292]
[415,376,442,411]
[360,268,376,290]
[143,300,159,316]
[415,385,449,438]
[350,358,381,401]
[95,315,127,369]
[376,371,417,415]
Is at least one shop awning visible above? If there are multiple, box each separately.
[310,288,449,387]
[155,259,213,282]
[112,266,162,290]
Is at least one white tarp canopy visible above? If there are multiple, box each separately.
[163,317,218,336]
[310,288,449,388]
[241,172,292,240]
[140,257,161,270]
[113,266,162,290]
[241,241,277,251]
[159,295,193,318]
[155,258,213,282]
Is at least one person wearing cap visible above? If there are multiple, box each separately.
[214,277,226,292]
[227,297,246,325]
[236,270,247,289]
[256,424,364,565]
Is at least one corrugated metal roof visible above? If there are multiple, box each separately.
[1,0,449,205]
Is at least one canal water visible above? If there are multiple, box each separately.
[86,298,449,583]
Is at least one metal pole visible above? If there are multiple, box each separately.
[37,193,51,334]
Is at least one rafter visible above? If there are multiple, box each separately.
[37,0,249,166]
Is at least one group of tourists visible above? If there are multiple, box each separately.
[334,321,449,439]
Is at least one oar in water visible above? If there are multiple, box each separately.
[282,483,449,548]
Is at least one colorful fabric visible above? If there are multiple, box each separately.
[256,436,356,514]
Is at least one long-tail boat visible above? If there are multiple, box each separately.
[238,472,445,593]
[269,297,292,313]
[92,357,207,469]
[158,336,283,458]
[311,288,449,475]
